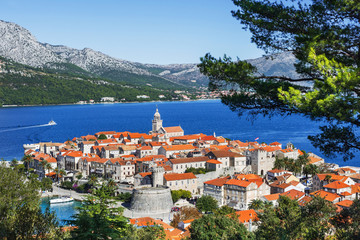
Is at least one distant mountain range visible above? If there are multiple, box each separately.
[0,19,301,105]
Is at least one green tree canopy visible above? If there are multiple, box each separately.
[0,163,64,239]
[196,195,218,213]
[171,189,192,203]
[69,184,129,239]
[198,0,360,161]
[97,134,107,140]
[189,214,254,240]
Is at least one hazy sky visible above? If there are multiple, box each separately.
[1,0,265,64]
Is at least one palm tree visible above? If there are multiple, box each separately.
[303,164,319,181]
[274,157,285,170]
[107,178,117,188]
[40,160,48,176]
[59,169,66,183]
[76,173,83,181]
[88,174,98,188]
[45,163,52,177]
[10,158,18,168]
[54,167,60,183]
[22,154,33,174]
[249,199,265,210]
[324,175,332,183]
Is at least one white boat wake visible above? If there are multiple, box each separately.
[0,122,56,133]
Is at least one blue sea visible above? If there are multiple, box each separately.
[40,198,82,225]
[0,100,359,167]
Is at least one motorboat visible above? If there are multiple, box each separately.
[48,120,57,126]
[50,196,74,204]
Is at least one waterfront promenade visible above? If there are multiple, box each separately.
[41,184,88,201]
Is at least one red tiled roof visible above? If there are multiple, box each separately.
[270,181,291,189]
[96,131,116,135]
[206,159,222,164]
[162,144,196,151]
[280,189,305,200]
[310,190,340,202]
[280,148,295,153]
[268,169,287,174]
[323,181,350,189]
[164,172,196,181]
[208,150,244,158]
[336,200,354,208]
[169,156,209,164]
[225,179,252,187]
[334,167,357,174]
[163,126,183,133]
[204,177,231,187]
[269,142,281,146]
[140,146,152,150]
[201,136,217,141]
[263,193,280,201]
[235,209,258,223]
[139,172,152,177]
[171,134,202,141]
[66,151,83,157]
[298,196,313,206]
[97,139,117,144]
[309,156,323,164]
[235,174,262,181]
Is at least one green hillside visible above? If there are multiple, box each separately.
[0,57,181,106]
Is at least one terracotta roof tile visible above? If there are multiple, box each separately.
[323,181,350,189]
[336,200,354,208]
[225,179,252,187]
[310,190,340,202]
[263,193,280,201]
[170,156,209,164]
[280,189,305,200]
[204,177,231,187]
[162,144,196,151]
[206,159,222,164]
[163,126,183,133]
[164,172,196,181]
[235,209,258,223]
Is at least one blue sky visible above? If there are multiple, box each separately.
[1,0,265,64]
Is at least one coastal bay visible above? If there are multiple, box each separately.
[0,100,358,167]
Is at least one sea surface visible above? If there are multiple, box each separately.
[0,100,359,167]
[40,198,82,225]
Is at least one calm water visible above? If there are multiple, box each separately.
[41,198,82,225]
[0,100,359,167]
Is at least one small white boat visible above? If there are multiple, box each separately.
[48,120,57,126]
[50,196,73,204]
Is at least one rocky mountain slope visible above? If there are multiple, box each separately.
[0,19,300,89]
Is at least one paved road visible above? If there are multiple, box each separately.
[41,184,89,201]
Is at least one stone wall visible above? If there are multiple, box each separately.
[196,167,236,195]
[130,186,173,215]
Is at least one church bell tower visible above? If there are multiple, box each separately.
[152,107,163,133]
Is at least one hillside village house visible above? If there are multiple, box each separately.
[163,172,198,194]
[168,157,209,173]
[203,177,231,206]
[206,150,246,172]
[158,144,196,158]
[224,178,270,210]
[245,146,281,175]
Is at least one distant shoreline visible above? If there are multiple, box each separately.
[1,98,220,109]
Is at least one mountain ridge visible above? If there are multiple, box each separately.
[0,19,300,88]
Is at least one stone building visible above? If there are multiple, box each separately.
[203,177,231,206]
[168,156,209,173]
[223,178,270,210]
[163,172,198,194]
[206,150,246,172]
[245,146,280,176]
